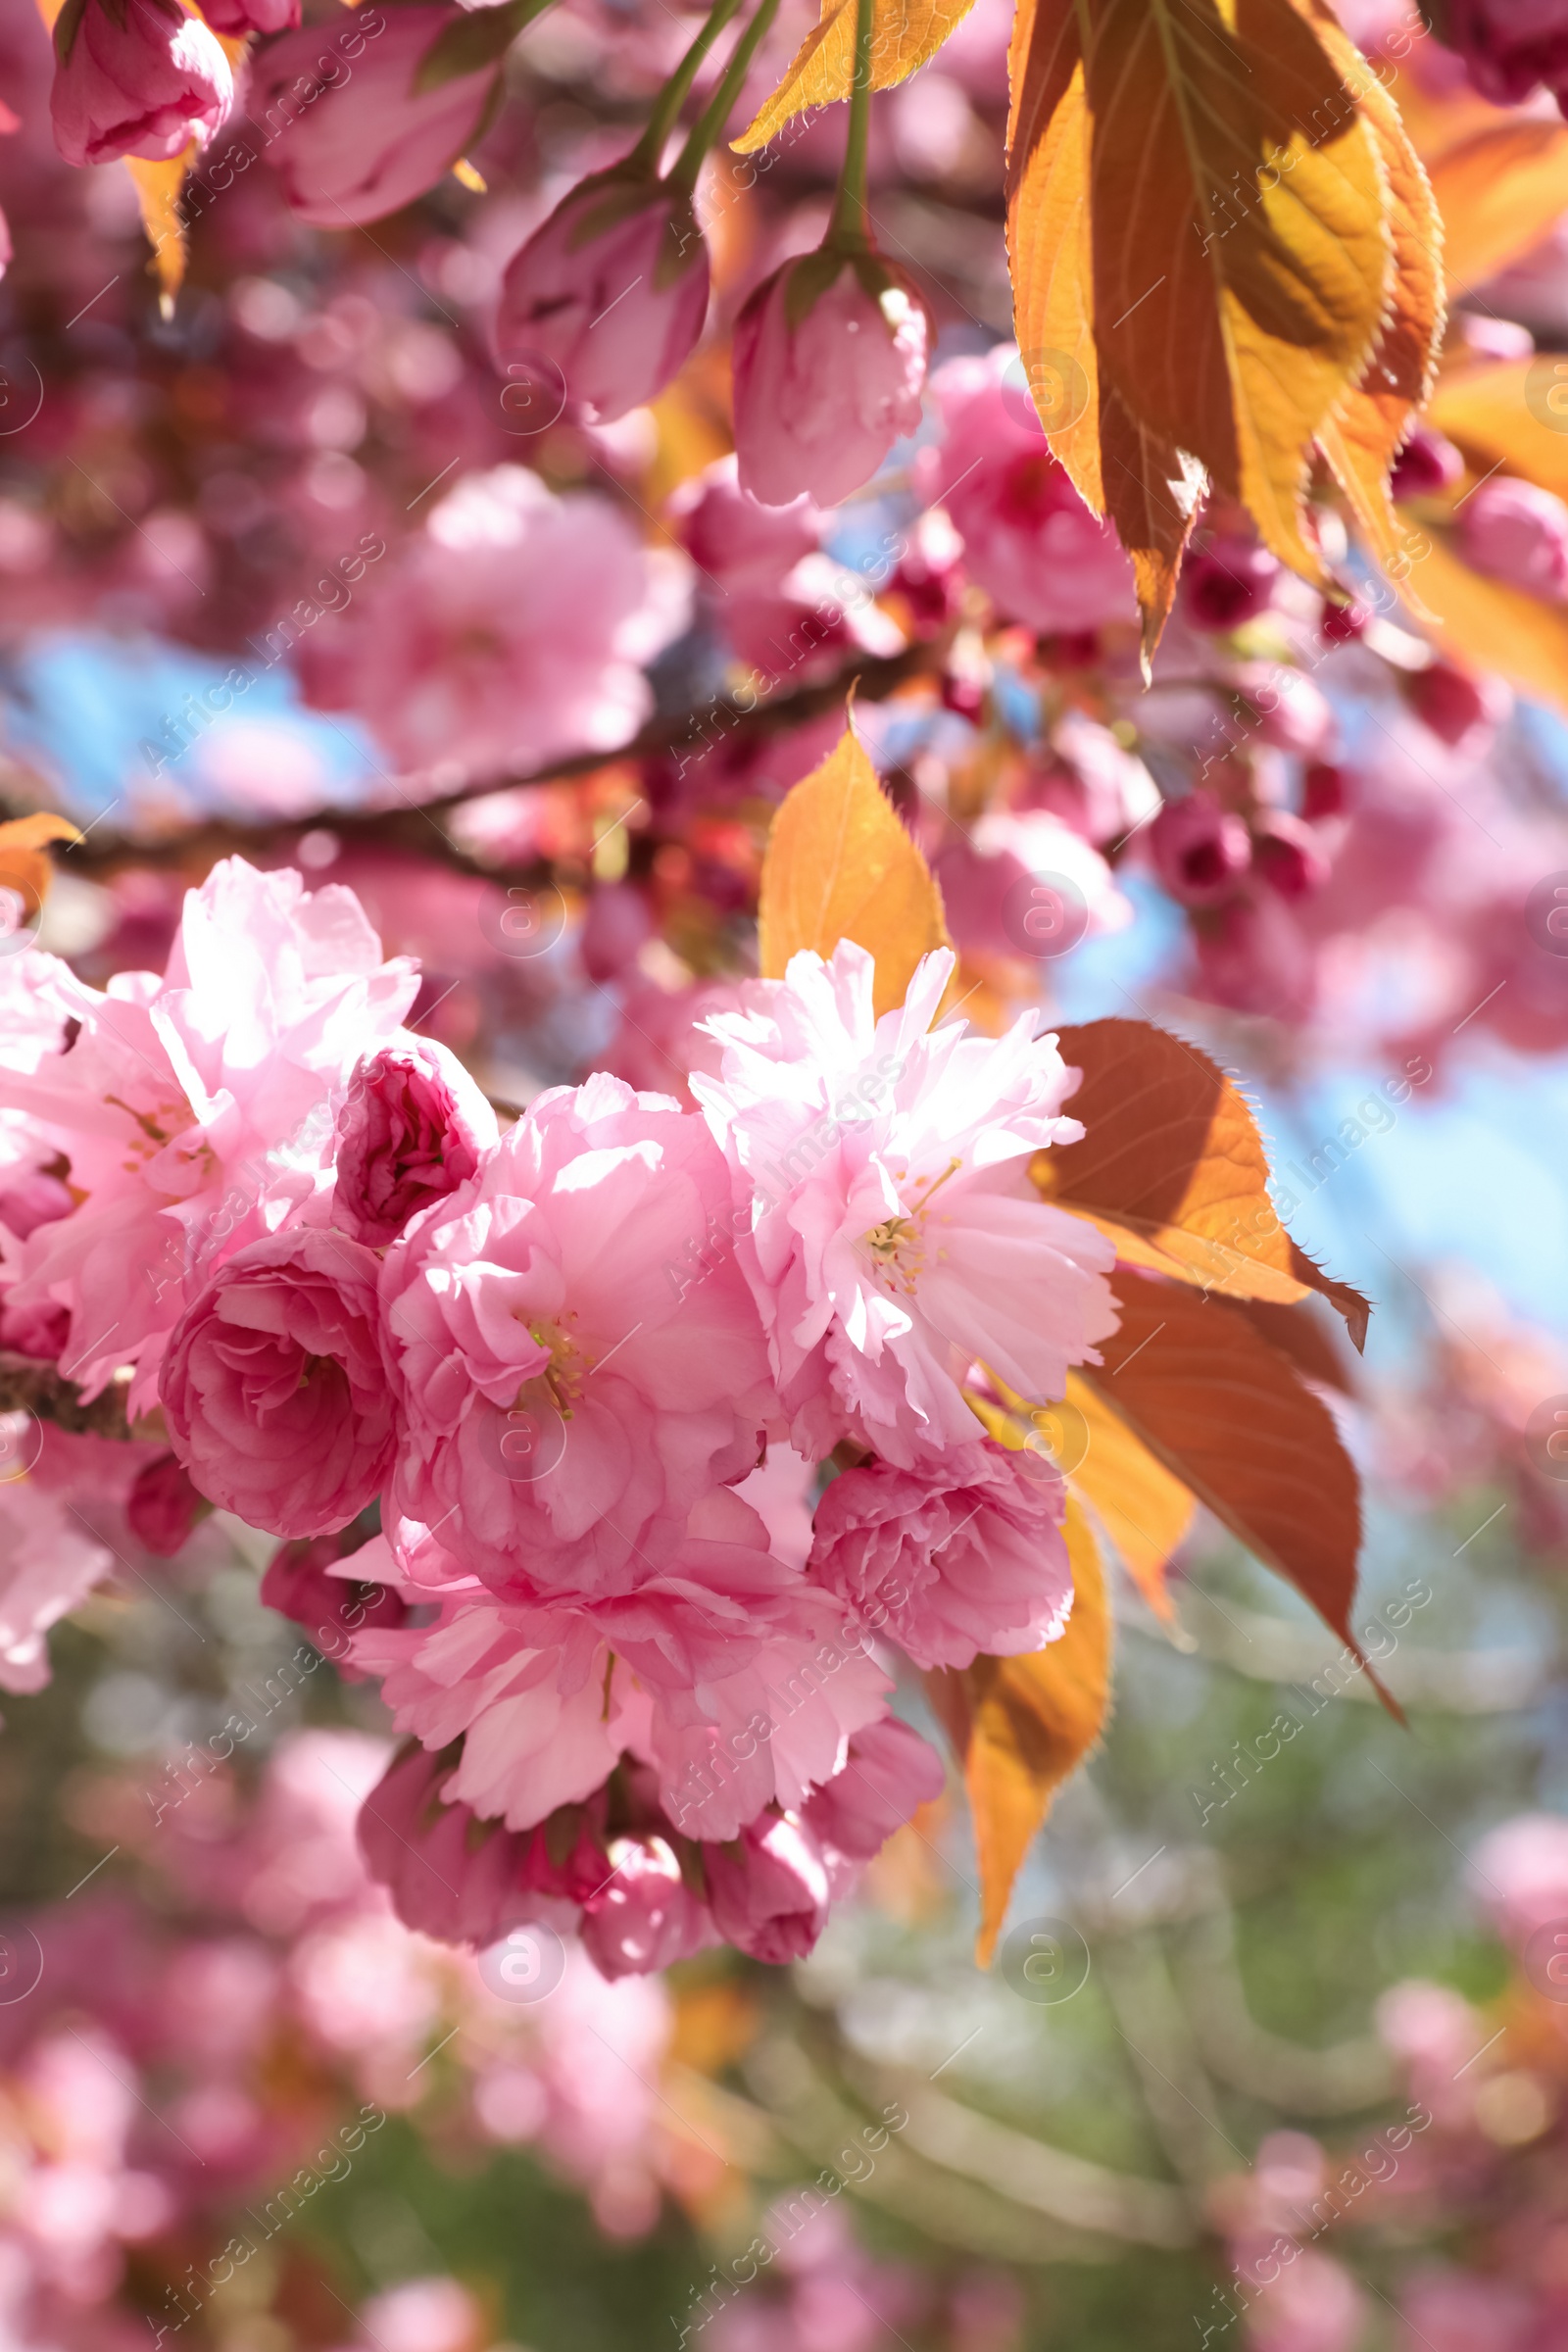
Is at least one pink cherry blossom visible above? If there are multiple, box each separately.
[0,858,416,1416]
[50,0,232,171]
[378,1072,774,1594]
[299,466,691,785]
[332,1038,497,1249]
[162,1229,397,1540]
[694,941,1118,1464]
[496,169,710,425]
[808,1440,1072,1670]
[579,1835,713,1979]
[917,345,1137,633]
[732,253,930,509]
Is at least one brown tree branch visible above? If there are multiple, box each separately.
[0,1351,133,1442]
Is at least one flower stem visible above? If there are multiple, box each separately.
[826,0,875,251]
[628,0,747,174]
[668,0,784,193]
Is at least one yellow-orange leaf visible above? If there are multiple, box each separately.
[1404,533,1568,718]
[1038,1018,1370,1347]
[1427,359,1568,511]
[1303,5,1443,589]
[735,0,977,152]
[125,152,193,309]
[1081,1269,1373,1677]
[757,725,949,1017]
[1063,1372,1193,1621]
[1006,0,1392,650]
[928,1496,1110,1966]
[1427,117,1568,297]
[0,810,81,937]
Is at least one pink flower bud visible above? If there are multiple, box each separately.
[332,1039,496,1249]
[126,1450,208,1557]
[1149,791,1251,907]
[704,1812,831,1964]
[198,0,298,31]
[497,170,710,425]
[732,251,930,510]
[1390,425,1464,503]
[51,0,233,171]
[1251,810,1330,901]
[1457,474,1568,599]
[255,8,500,228]
[666,454,819,594]
[802,1720,946,1861]
[1181,537,1280,632]
[261,1529,407,1671]
[579,883,655,985]
[579,1836,711,1978]
[1405,659,1510,750]
[1441,0,1568,107]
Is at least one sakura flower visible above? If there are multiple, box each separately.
[162,1229,397,1540]
[351,1509,891,1844]
[916,345,1137,634]
[807,1440,1073,1669]
[378,1073,775,1595]
[299,466,692,786]
[694,942,1118,1464]
[0,858,416,1416]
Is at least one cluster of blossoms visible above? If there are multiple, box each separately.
[0,854,1118,1978]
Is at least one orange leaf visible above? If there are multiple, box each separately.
[1039,1017,1370,1347]
[1063,1372,1194,1620]
[1426,117,1568,297]
[1302,6,1443,592]
[1005,0,1392,651]
[1401,532,1568,718]
[757,724,949,1018]
[735,0,978,152]
[1080,1268,1378,1686]
[1427,357,1568,511]
[0,809,81,939]
[124,151,193,312]
[927,1495,1110,1966]
[0,813,82,854]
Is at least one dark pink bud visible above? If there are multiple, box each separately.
[261,1529,407,1671]
[1181,538,1280,632]
[1251,810,1330,901]
[1149,791,1251,907]
[198,0,298,30]
[333,1040,496,1249]
[1301,760,1351,821]
[126,1450,208,1557]
[580,884,655,985]
[1438,0,1568,106]
[1405,660,1509,749]
[1390,426,1464,503]
[1319,597,1368,646]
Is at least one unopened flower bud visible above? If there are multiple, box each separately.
[732,249,930,510]
[497,169,710,424]
[51,0,233,170]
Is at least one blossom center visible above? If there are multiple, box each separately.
[519,1313,590,1417]
[859,1157,963,1295]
